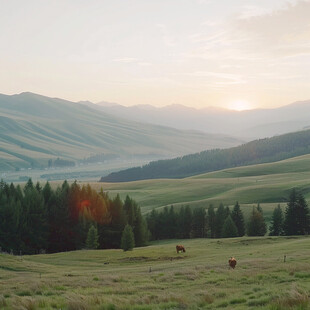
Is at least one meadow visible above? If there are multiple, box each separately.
[0,236,309,309]
[80,154,310,229]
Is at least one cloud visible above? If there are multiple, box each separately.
[185,71,247,85]
[112,57,138,63]
[187,1,310,62]
[233,0,310,58]
[156,24,176,47]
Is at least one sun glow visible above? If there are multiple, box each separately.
[229,100,252,111]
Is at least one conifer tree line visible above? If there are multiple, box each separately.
[147,189,310,240]
[1,179,309,254]
[0,179,148,254]
[146,202,247,240]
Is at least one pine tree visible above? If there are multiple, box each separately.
[24,178,34,192]
[146,209,159,240]
[215,203,227,238]
[269,205,284,236]
[284,189,310,235]
[231,202,245,237]
[133,206,148,246]
[221,215,238,238]
[20,186,48,253]
[207,205,216,238]
[191,207,206,238]
[124,195,136,226]
[257,203,263,214]
[86,225,99,249]
[246,207,267,236]
[177,205,192,238]
[121,224,135,251]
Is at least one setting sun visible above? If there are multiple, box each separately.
[229,100,253,111]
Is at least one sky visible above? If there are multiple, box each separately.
[1,0,310,110]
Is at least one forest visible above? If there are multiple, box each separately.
[146,193,310,241]
[101,129,310,182]
[0,179,309,255]
[0,179,148,254]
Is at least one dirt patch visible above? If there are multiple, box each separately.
[118,256,185,263]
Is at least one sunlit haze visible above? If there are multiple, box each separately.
[1,0,310,110]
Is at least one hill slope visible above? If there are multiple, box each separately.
[96,154,310,220]
[100,129,310,182]
[0,92,242,171]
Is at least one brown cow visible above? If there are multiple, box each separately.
[176,245,186,253]
[229,257,237,269]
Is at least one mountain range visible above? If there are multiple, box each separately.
[82,100,310,139]
[0,92,241,171]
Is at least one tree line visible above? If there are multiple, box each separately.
[0,179,148,254]
[1,179,309,255]
[101,129,310,182]
[147,189,310,240]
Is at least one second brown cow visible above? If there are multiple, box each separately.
[176,245,186,253]
[229,257,237,269]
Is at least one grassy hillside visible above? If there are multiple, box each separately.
[101,128,310,182]
[0,236,309,309]
[0,92,242,171]
[92,154,310,226]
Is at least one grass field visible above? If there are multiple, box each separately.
[0,236,309,309]
[75,154,310,229]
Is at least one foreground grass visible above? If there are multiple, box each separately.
[0,236,309,309]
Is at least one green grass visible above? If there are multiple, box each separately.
[87,154,310,223]
[0,236,309,309]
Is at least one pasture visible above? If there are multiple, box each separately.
[81,154,310,229]
[0,236,309,309]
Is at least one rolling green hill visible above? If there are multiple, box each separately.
[101,129,310,182]
[0,92,242,171]
[94,154,310,224]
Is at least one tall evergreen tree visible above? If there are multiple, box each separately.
[231,202,245,237]
[167,205,177,238]
[124,195,136,226]
[146,209,159,240]
[20,186,48,253]
[221,215,238,238]
[269,205,284,236]
[246,207,267,236]
[257,203,263,214]
[121,224,135,251]
[177,205,192,238]
[207,205,216,238]
[48,183,75,252]
[133,206,148,246]
[284,189,310,235]
[191,207,206,238]
[24,178,34,192]
[86,225,99,249]
[215,203,227,238]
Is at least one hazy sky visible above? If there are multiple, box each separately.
[1,0,310,110]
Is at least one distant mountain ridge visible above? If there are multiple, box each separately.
[100,128,310,182]
[0,92,242,171]
[82,100,310,139]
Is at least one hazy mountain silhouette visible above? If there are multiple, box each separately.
[101,128,310,182]
[0,92,242,171]
[82,100,310,140]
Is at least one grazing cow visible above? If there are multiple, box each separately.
[229,257,237,269]
[176,245,186,253]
